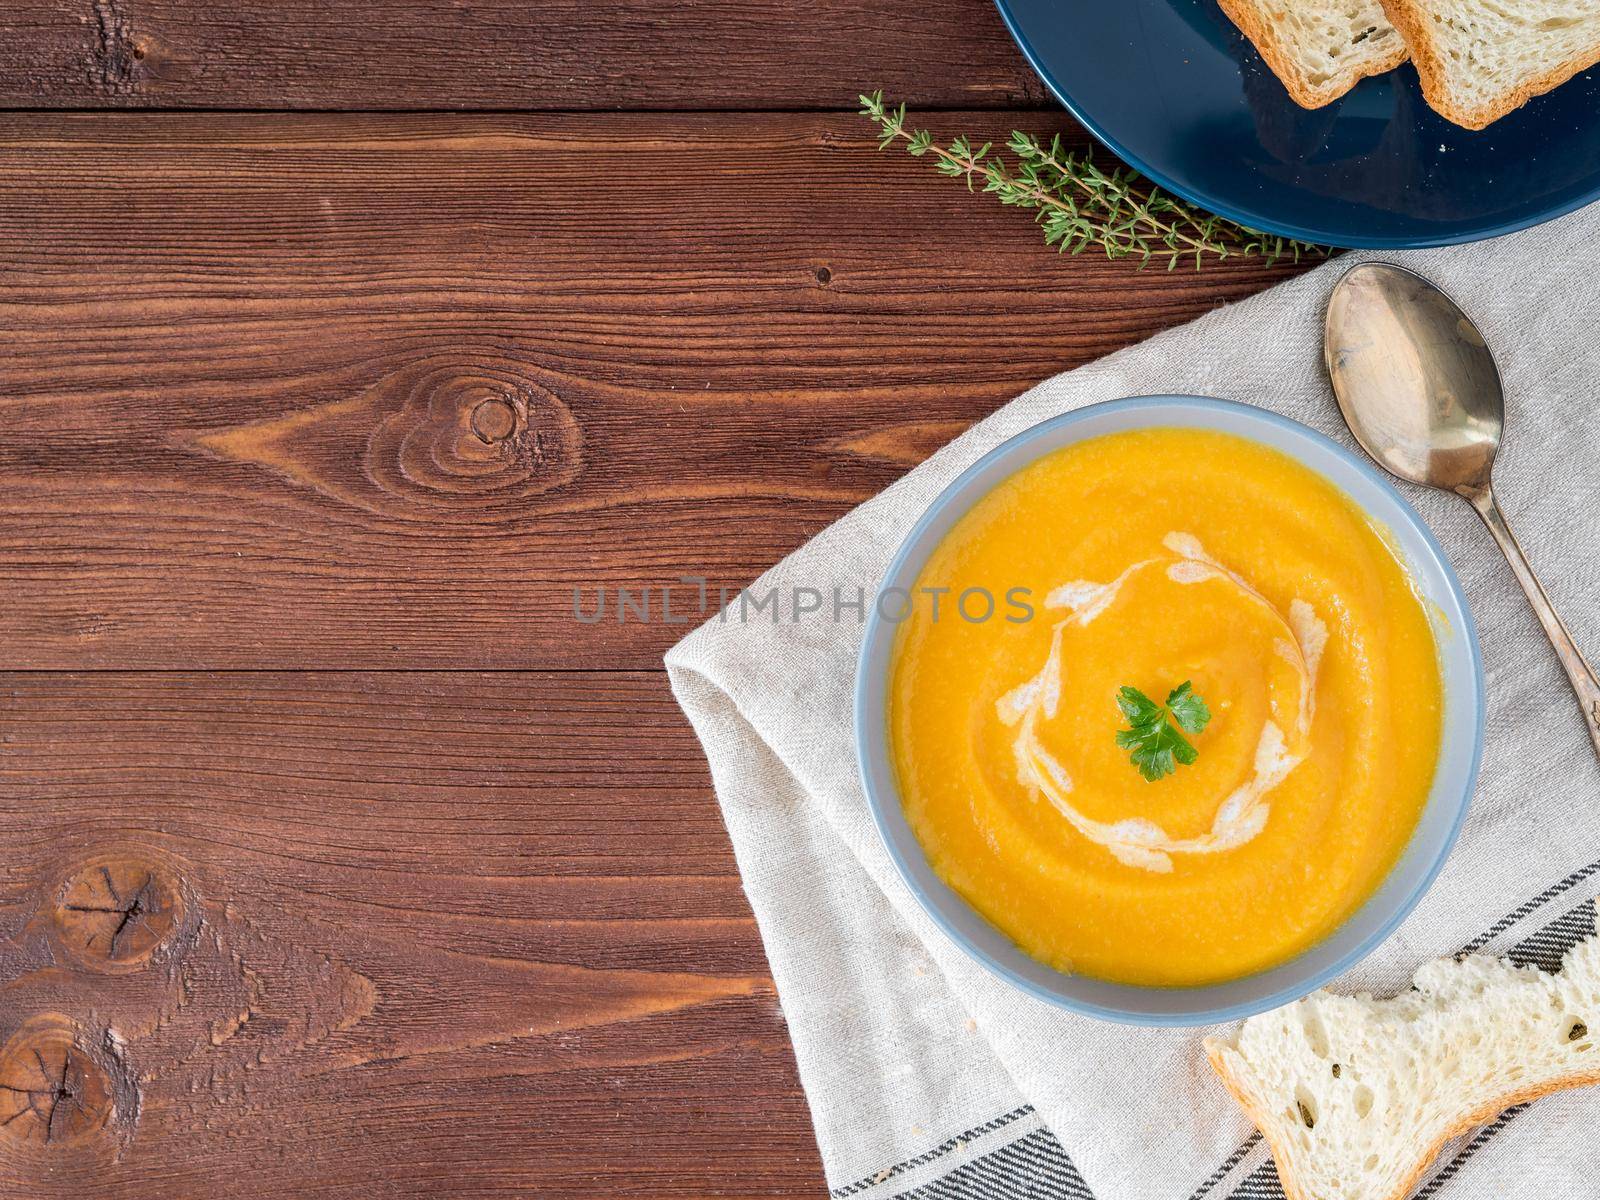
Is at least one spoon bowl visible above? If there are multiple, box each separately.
[1325,263,1503,496]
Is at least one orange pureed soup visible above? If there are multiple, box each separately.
[887,428,1443,987]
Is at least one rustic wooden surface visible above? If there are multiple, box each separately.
[3,1,1051,111]
[0,112,1304,671]
[0,3,1310,1196]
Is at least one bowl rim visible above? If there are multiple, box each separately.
[853,394,1485,1026]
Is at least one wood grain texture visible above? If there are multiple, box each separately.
[0,111,1311,671]
[0,0,1047,111]
[0,19,1316,1190]
[0,671,817,1198]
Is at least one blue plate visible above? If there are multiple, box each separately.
[994,0,1600,247]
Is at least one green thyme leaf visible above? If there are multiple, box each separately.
[1114,681,1211,782]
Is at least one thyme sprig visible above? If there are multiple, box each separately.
[859,92,1326,269]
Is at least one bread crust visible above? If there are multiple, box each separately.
[1379,0,1600,128]
[1204,1036,1600,1200]
[1217,0,1409,108]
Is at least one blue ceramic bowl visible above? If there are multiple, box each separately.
[855,396,1484,1025]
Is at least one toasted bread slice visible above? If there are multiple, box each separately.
[1204,933,1600,1200]
[1380,0,1600,129]
[1218,0,1408,108]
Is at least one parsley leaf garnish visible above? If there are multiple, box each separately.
[1114,681,1212,782]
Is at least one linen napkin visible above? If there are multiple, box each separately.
[666,203,1600,1200]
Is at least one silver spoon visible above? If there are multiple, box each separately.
[1325,260,1600,762]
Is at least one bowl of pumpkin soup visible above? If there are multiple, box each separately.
[855,396,1483,1025]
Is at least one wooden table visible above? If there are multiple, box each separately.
[0,4,1309,1195]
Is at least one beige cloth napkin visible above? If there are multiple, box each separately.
[667,205,1600,1200]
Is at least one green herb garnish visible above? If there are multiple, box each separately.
[1115,681,1211,781]
[858,91,1326,269]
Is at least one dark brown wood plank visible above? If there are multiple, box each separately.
[0,670,816,1198]
[0,112,1311,670]
[0,0,1046,111]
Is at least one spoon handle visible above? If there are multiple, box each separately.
[1465,486,1600,761]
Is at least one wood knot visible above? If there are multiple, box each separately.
[50,857,185,973]
[193,353,583,522]
[366,360,581,512]
[0,1017,118,1147]
[87,0,142,94]
[470,397,518,444]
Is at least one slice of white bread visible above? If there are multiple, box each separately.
[1204,932,1600,1200]
[1379,0,1600,128]
[1217,0,1409,107]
